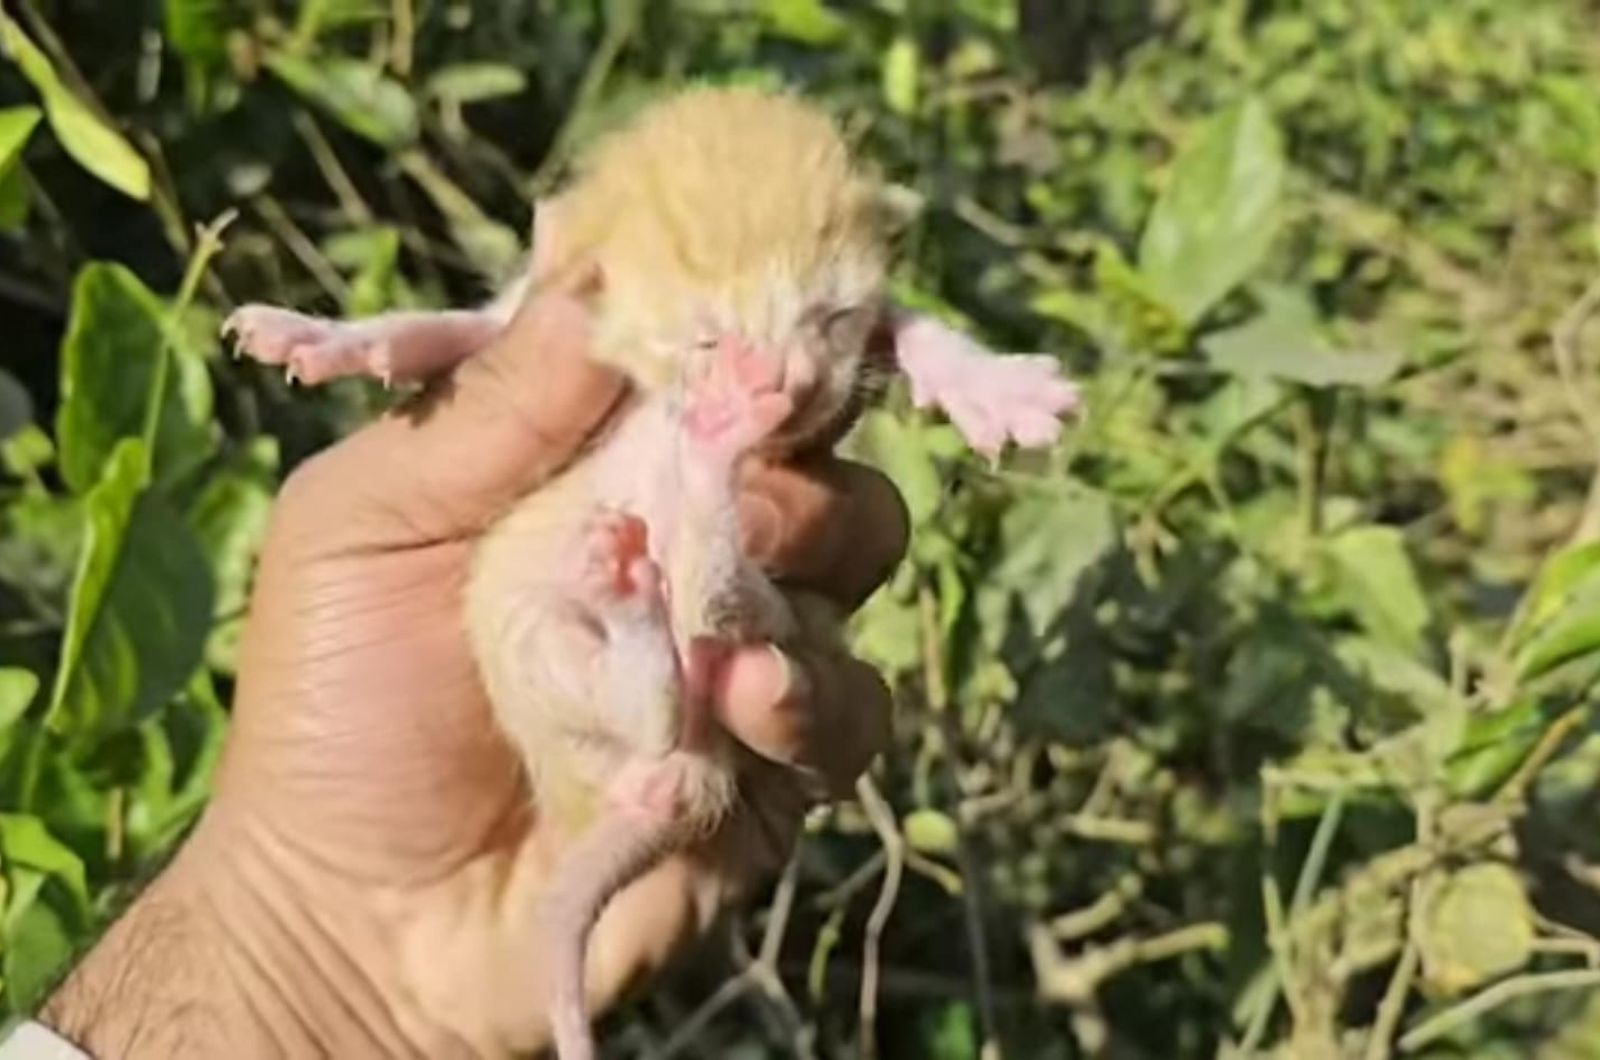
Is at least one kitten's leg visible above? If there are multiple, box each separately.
[222,306,506,386]
[571,508,682,761]
[889,311,1081,459]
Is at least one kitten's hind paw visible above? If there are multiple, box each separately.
[222,305,395,387]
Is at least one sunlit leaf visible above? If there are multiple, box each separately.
[1418,863,1534,996]
[0,13,149,200]
[882,37,920,116]
[45,440,214,753]
[1323,525,1430,654]
[2,869,72,1009]
[55,263,217,495]
[0,106,41,176]
[1138,97,1285,324]
[1203,287,1401,387]
[266,51,419,148]
[426,63,528,104]
[0,815,86,912]
[165,0,237,64]
[0,671,38,733]
[760,0,848,43]
[903,809,959,855]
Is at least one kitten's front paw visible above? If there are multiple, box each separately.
[683,337,794,464]
[222,305,394,386]
[906,348,1080,459]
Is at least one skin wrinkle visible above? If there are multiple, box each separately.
[226,844,402,1058]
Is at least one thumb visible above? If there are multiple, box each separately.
[305,266,627,545]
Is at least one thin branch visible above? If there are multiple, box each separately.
[1362,940,1419,1060]
[856,775,905,1060]
[1399,969,1600,1052]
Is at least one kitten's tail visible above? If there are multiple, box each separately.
[537,782,700,1060]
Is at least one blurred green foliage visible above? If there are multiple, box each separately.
[5,0,1600,1056]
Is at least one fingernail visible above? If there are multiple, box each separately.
[768,645,811,709]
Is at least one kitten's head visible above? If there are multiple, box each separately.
[533,86,904,454]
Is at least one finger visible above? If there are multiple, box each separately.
[302,267,626,543]
[737,459,909,609]
[713,644,892,797]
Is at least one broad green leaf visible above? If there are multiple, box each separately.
[1512,539,1600,644]
[848,588,921,677]
[0,160,31,231]
[848,410,942,525]
[988,486,1116,638]
[0,815,86,912]
[0,13,149,201]
[1418,863,1534,996]
[1513,591,1600,682]
[903,809,959,855]
[1203,288,1401,387]
[266,52,419,148]
[1323,526,1430,654]
[187,438,277,672]
[55,263,217,495]
[1138,97,1285,325]
[882,37,920,116]
[760,0,848,43]
[165,0,235,63]
[1443,701,1546,799]
[426,64,528,104]
[2,868,72,1009]
[0,671,38,733]
[0,106,41,175]
[46,440,215,752]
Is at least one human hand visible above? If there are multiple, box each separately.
[40,270,908,1058]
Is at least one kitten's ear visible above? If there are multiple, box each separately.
[890,310,1081,459]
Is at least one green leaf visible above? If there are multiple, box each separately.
[187,437,277,672]
[1138,97,1285,325]
[0,105,41,174]
[0,13,150,200]
[1512,539,1600,643]
[426,63,528,104]
[1443,701,1547,799]
[2,868,72,1010]
[45,440,215,753]
[165,0,236,63]
[266,51,419,148]
[1323,526,1430,654]
[1203,287,1401,387]
[0,161,31,232]
[0,670,39,732]
[989,485,1116,638]
[55,263,217,495]
[903,809,959,855]
[848,410,942,526]
[0,814,86,913]
[760,0,848,44]
[1418,863,1534,996]
[882,36,920,116]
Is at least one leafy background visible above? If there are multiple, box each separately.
[4,0,1600,1056]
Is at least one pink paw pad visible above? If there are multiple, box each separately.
[683,336,794,459]
[222,305,394,387]
[577,509,662,619]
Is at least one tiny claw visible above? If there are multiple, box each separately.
[284,365,299,386]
